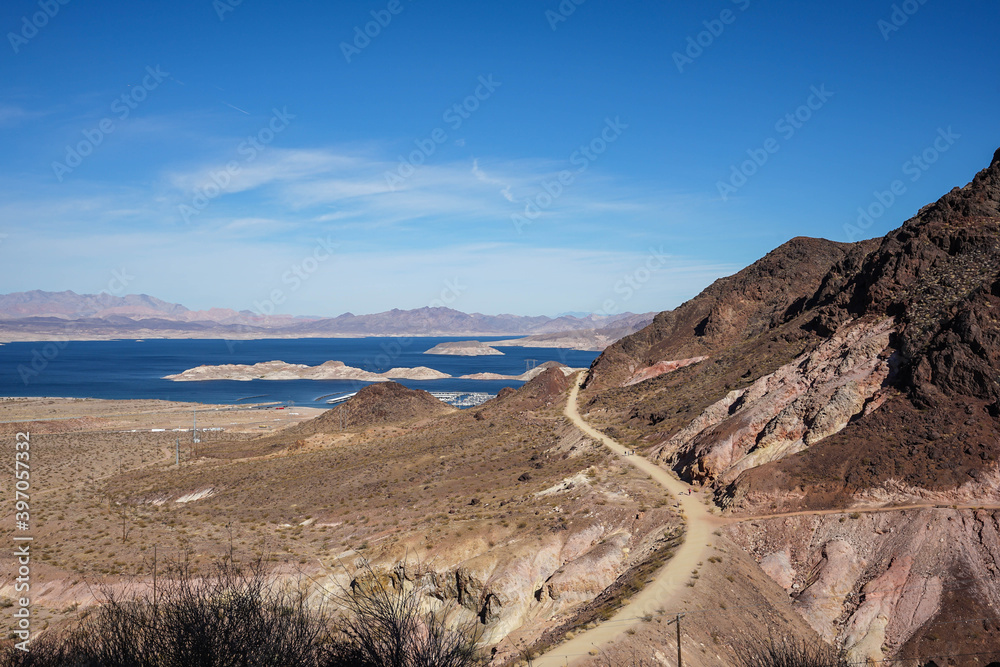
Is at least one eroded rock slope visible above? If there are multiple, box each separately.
[580,147,1000,663]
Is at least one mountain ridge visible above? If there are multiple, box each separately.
[0,291,656,344]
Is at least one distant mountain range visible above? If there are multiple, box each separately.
[0,290,655,347]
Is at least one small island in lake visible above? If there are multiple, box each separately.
[164,360,451,382]
[423,340,504,356]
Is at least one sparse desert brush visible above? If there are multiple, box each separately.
[734,633,850,667]
[16,391,667,642]
[2,555,489,667]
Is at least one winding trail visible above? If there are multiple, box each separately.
[533,372,723,667]
[532,373,1000,665]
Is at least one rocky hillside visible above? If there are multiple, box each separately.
[730,147,1000,503]
[580,146,1000,664]
[475,365,573,418]
[585,147,1000,501]
[303,382,454,431]
[586,236,861,389]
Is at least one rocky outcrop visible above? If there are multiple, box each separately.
[654,318,894,483]
[793,539,865,641]
[759,549,795,589]
[841,555,942,664]
[339,514,674,647]
[727,505,1000,665]
[622,356,708,387]
[541,532,630,604]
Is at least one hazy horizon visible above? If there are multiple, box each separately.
[0,287,665,321]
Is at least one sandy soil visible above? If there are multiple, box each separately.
[0,396,324,434]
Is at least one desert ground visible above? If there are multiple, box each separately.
[0,375,823,666]
[3,369,997,665]
[1,377,684,655]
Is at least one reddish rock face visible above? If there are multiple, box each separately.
[656,318,894,485]
[622,356,708,387]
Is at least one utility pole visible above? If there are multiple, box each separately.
[675,614,683,667]
[192,410,200,444]
[176,438,180,466]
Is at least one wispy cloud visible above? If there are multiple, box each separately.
[223,102,251,115]
[164,148,357,195]
[0,103,45,127]
[0,132,726,314]
[471,158,516,202]
[157,145,697,238]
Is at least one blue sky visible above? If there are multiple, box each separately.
[1,0,997,317]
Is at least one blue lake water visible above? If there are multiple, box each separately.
[0,337,600,408]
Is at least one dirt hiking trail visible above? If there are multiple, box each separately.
[533,372,723,666]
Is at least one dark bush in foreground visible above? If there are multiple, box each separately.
[329,568,485,667]
[734,633,849,667]
[1,558,485,667]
